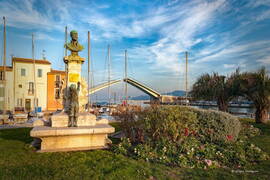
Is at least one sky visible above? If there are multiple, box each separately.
[0,0,270,100]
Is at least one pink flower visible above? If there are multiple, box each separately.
[226,135,233,141]
[184,128,189,136]
[204,159,212,166]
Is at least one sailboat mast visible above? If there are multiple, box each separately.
[64,26,68,100]
[185,51,188,105]
[3,17,6,114]
[88,31,91,110]
[107,45,111,112]
[32,33,37,111]
[124,50,128,105]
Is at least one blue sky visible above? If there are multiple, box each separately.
[0,0,270,100]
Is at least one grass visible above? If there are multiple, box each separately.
[0,120,269,179]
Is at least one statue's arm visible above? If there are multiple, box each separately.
[77,82,81,91]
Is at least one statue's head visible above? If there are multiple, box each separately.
[70,30,78,41]
[70,84,77,92]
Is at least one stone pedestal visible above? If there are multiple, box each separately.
[64,55,85,87]
[51,112,97,127]
[31,124,114,152]
[31,112,115,152]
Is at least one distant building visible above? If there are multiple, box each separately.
[47,70,66,111]
[0,57,66,112]
[0,66,13,111]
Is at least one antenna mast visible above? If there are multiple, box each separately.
[42,50,46,60]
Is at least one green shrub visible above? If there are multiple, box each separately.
[119,106,241,143]
[139,106,198,142]
[114,106,268,168]
[239,124,260,138]
[192,108,241,143]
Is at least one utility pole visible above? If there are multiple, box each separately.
[124,50,128,106]
[107,45,111,112]
[185,51,188,105]
[88,31,91,111]
[3,17,6,114]
[32,33,37,112]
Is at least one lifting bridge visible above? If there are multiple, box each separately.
[123,78,161,99]
[88,78,187,104]
[88,78,161,99]
[89,79,122,95]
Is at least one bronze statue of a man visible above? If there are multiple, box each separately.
[65,30,84,56]
[68,82,80,127]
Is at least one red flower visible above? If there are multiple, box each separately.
[184,128,189,136]
[226,135,233,141]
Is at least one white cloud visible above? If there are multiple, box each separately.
[129,0,227,75]
[258,55,270,65]
[196,40,270,63]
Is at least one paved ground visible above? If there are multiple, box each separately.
[0,123,33,130]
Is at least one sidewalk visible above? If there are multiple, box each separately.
[0,123,33,130]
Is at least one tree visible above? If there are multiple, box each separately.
[237,67,270,123]
[190,72,234,112]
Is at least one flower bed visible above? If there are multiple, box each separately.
[114,106,268,168]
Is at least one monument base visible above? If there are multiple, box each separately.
[30,124,115,152]
[51,112,97,127]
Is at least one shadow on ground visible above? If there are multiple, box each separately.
[0,128,33,144]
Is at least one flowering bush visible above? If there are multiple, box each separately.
[114,106,268,168]
[239,123,260,138]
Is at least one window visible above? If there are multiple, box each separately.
[38,69,42,77]
[0,87,4,97]
[28,82,34,95]
[34,98,38,106]
[18,84,22,88]
[0,71,4,80]
[55,75,62,99]
[56,75,60,82]
[17,98,23,107]
[55,75,61,88]
[21,68,26,76]
[55,89,60,99]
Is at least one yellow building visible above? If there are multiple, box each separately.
[0,57,52,112]
[12,57,51,111]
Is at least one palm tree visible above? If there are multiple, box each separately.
[190,72,234,112]
[237,67,270,123]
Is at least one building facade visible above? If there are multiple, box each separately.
[47,70,66,111]
[13,57,51,112]
[0,66,14,112]
[0,57,56,112]
[0,57,70,112]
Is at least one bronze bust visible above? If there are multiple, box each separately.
[65,30,84,56]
